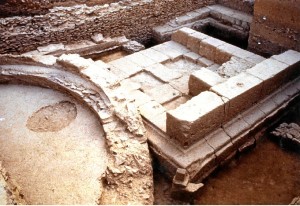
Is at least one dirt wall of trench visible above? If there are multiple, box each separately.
[248,0,300,56]
[0,0,119,17]
[0,0,214,54]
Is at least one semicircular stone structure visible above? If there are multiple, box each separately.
[0,56,154,205]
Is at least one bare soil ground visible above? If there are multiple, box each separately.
[0,84,108,204]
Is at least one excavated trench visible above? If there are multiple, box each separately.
[0,84,108,204]
[153,99,300,204]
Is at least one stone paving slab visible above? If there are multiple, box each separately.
[125,52,156,68]
[144,84,181,105]
[109,58,142,79]
[145,63,182,83]
[139,48,169,63]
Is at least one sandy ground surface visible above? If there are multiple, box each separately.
[0,84,108,204]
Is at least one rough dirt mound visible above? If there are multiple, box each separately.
[26,101,77,132]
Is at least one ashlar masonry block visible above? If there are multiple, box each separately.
[109,58,142,79]
[140,48,169,63]
[145,63,182,83]
[166,91,225,148]
[186,32,209,53]
[199,37,227,63]
[211,72,263,122]
[144,84,181,104]
[246,58,289,98]
[172,27,196,46]
[189,67,225,96]
[125,52,156,68]
[271,50,300,81]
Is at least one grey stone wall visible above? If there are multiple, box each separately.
[0,0,214,54]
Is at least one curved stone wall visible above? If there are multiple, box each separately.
[0,55,154,204]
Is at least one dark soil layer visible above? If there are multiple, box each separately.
[154,134,300,204]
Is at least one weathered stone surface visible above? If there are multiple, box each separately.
[272,123,300,146]
[169,75,190,95]
[205,128,234,164]
[189,67,225,96]
[139,101,166,121]
[211,72,263,122]
[91,33,104,43]
[122,41,145,54]
[186,32,209,53]
[172,27,196,46]
[246,58,289,98]
[167,91,225,147]
[217,56,254,78]
[144,84,181,105]
[65,40,96,51]
[145,63,182,83]
[37,43,65,54]
[128,90,152,107]
[125,52,156,68]
[140,48,169,63]
[163,96,190,111]
[199,37,226,61]
[241,103,266,126]
[183,52,201,63]
[109,58,142,79]
[272,50,300,66]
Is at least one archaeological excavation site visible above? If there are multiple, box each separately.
[0,0,300,205]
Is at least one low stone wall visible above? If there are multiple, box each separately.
[248,0,300,56]
[0,0,214,54]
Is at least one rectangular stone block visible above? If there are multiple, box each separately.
[125,52,156,68]
[222,115,251,149]
[145,63,182,83]
[140,48,169,63]
[214,48,232,64]
[128,90,152,107]
[241,103,266,126]
[197,57,214,67]
[211,72,263,122]
[244,54,266,64]
[171,27,196,46]
[162,41,190,54]
[109,58,142,78]
[258,95,278,116]
[186,32,209,53]
[199,37,226,61]
[166,91,225,148]
[271,50,300,81]
[189,67,225,96]
[163,96,190,111]
[147,112,167,133]
[246,58,289,98]
[183,52,201,63]
[205,128,235,164]
[169,75,190,95]
[139,100,166,121]
[152,43,183,60]
[144,84,181,104]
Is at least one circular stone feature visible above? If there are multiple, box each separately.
[27,101,77,132]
